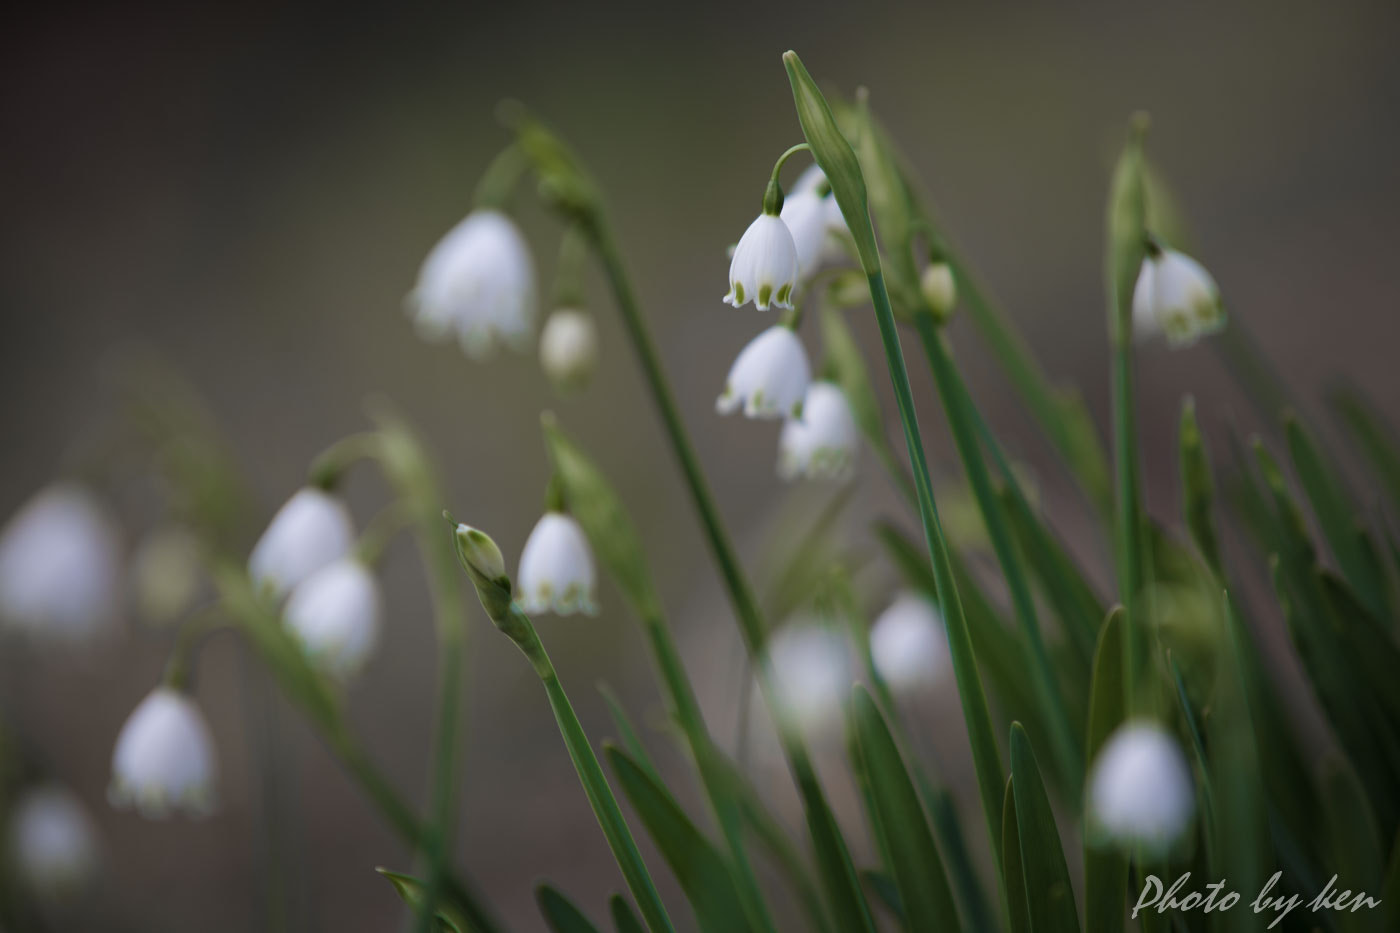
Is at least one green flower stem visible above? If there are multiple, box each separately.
[497,604,675,933]
[584,214,874,933]
[912,311,1084,792]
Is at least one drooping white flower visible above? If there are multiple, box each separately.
[408,209,538,359]
[778,382,859,480]
[724,214,798,311]
[8,785,99,899]
[517,513,597,616]
[130,526,204,627]
[248,487,355,599]
[780,189,830,282]
[109,687,217,818]
[767,624,852,735]
[1131,249,1224,347]
[0,483,121,643]
[870,591,947,692]
[284,557,381,680]
[1087,721,1195,853]
[539,308,599,392]
[716,326,811,420]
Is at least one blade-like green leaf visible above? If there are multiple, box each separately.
[597,683,663,785]
[1002,777,1030,933]
[1179,397,1223,576]
[1320,761,1385,933]
[377,869,468,933]
[1285,415,1389,617]
[1010,723,1080,933]
[850,686,960,931]
[610,895,645,933]
[860,870,903,921]
[537,885,604,933]
[1083,609,1127,933]
[605,744,752,933]
[1330,386,1400,514]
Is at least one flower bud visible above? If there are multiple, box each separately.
[450,521,513,623]
[518,512,597,616]
[778,381,859,481]
[539,308,599,392]
[717,325,811,420]
[724,214,798,311]
[7,785,99,900]
[130,527,204,628]
[0,483,121,643]
[920,262,957,322]
[248,488,355,599]
[110,687,218,818]
[1087,720,1195,854]
[283,557,382,681]
[870,591,947,692]
[407,209,538,359]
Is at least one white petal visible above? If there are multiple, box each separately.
[409,209,537,357]
[1132,250,1224,348]
[725,214,798,311]
[716,326,811,420]
[248,488,355,598]
[110,688,217,818]
[0,483,121,642]
[8,785,99,898]
[780,190,830,281]
[517,513,597,616]
[767,624,851,735]
[1088,721,1195,853]
[539,308,600,391]
[778,382,859,480]
[870,592,947,692]
[284,558,382,680]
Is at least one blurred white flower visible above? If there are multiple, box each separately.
[1131,248,1224,347]
[778,382,859,480]
[870,591,947,692]
[724,214,798,311]
[1088,721,1195,853]
[130,526,204,627]
[539,308,599,392]
[790,162,829,196]
[920,262,957,320]
[8,785,99,899]
[109,687,217,818]
[408,209,538,359]
[779,189,830,282]
[767,624,852,735]
[248,487,354,598]
[284,557,382,680]
[716,326,811,420]
[518,513,597,616]
[0,483,121,643]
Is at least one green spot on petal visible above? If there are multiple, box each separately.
[758,284,773,308]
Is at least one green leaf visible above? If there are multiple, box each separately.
[849,686,961,930]
[1330,386,1400,515]
[1010,723,1080,933]
[597,683,663,785]
[1178,397,1223,576]
[537,885,605,933]
[1106,116,1149,341]
[377,868,469,933]
[604,744,752,933]
[860,869,903,921]
[1320,761,1385,933]
[1002,777,1030,933]
[1083,609,1127,933]
[1382,827,1400,933]
[1285,414,1389,617]
[609,895,645,933]
[781,51,878,273]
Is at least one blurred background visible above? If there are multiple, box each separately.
[2,0,1399,929]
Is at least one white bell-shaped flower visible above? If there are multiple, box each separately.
[8,785,99,899]
[130,526,204,627]
[767,624,852,735]
[248,487,354,599]
[716,325,811,420]
[1131,249,1224,347]
[284,557,381,680]
[517,512,597,616]
[539,308,599,392]
[408,209,538,359]
[724,214,798,311]
[778,382,859,480]
[780,189,830,282]
[870,591,947,692]
[0,483,121,643]
[109,687,217,818]
[1087,721,1195,853]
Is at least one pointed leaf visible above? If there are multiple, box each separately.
[860,870,903,921]
[609,895,645,933]
[1330,386,1400,514]
[1010,723,1080,933]
[537,885,604,933]
[1179,397,1223,577]
[377,869,468,933]
[1002,777,1030,933]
